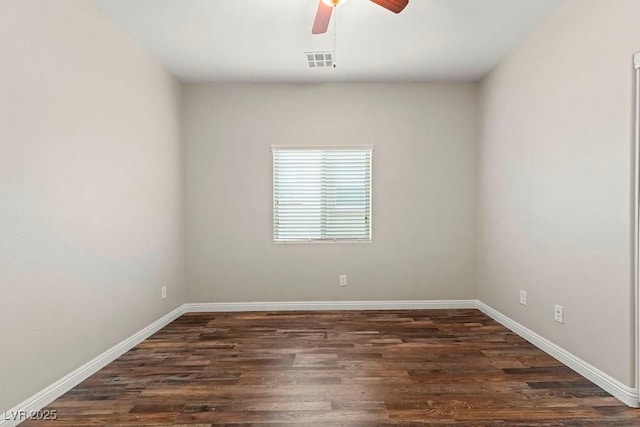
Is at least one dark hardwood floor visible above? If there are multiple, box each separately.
[22,309,640,426]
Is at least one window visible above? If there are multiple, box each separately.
[272,146,372,242]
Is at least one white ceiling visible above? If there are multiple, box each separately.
[92,0,563,83]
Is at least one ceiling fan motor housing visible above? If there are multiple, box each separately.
[313,0,409,34]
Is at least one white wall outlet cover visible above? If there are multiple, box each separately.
[554,304,563,323]
[520,290,527,306]
[339,275,347,286]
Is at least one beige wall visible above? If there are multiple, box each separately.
[477,0,640,387]
[185,83,477,303]
[0,0,185,410]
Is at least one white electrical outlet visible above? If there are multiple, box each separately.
[339,274,347,286]
[554,304,563,323]
[519,290,527,306]
[161,286,167,300]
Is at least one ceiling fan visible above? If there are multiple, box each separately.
[312,0,409,34]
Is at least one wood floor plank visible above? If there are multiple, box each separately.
[20,309,640,426]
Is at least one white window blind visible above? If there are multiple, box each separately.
[273,147,372,242]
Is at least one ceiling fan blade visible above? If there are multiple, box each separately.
[369,0,409,14]
[312,0,333,34]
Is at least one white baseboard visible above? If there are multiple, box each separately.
[0,305,186,427]
[4,298,637,424]
[184,299,478,312]
[477,301,639,408]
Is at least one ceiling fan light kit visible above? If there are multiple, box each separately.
[322,0,346,7]
[312,0,409,34]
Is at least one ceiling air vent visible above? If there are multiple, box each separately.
[305,51,334,68]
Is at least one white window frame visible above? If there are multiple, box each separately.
[272,145,373,243]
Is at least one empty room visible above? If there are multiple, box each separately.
[2,0,640,425]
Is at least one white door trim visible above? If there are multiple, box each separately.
[634,50,640,406]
